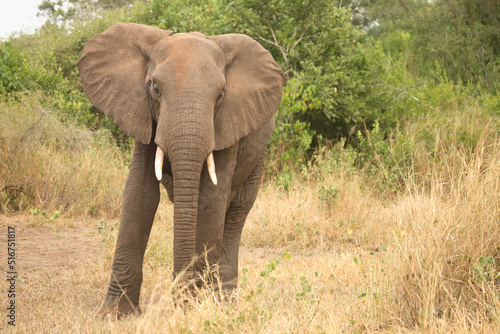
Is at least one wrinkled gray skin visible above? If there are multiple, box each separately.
[77,23,286,318]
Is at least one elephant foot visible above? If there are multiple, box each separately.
[171,279,200,309]
[97,295,141,319]
[214,284,238,304]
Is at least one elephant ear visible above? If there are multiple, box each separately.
[77,23,172,144]
[209,34,287,151]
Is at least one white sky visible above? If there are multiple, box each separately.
[0,0,46,39]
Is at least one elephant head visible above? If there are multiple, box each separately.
[77,23,286,277]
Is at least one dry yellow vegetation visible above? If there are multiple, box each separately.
[1,96,499,332]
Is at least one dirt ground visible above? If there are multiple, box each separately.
[0,215,102,276]
[0,213,382,333]
[0,214,292,331]
[0,214,304,278]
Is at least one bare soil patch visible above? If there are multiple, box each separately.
[0,214,102,275]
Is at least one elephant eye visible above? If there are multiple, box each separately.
[216,89,225,103]
[152,83,161,95]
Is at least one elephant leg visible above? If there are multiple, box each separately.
[219,153,266,292]
[99,140,160,318]
[193,146,238,286]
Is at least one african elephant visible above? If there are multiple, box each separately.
[77,23,286,317]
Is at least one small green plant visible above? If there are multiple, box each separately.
[295,275,312,299]
[97,220,118,245]
[243,252,290,297]
[473,256,500,283]
[291,216,318,247]
[259,253,288,278]
[241,267,249,286]
[276,165,295,192]
[318,183,340,206]
[30,205,61,223]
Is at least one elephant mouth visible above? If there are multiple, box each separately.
[154,146,218,185]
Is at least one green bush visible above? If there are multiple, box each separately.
[9,5,148,146]
[369,0,500,93]
[1,0,497,191]
[141,0,400,139]
[266,76,317,174]
[0,42,63,94]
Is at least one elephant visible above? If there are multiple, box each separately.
[77,23,286,317]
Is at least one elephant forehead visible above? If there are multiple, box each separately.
[152,35,225,68]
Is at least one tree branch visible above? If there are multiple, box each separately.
[257,20,289,63]
[257,34,288,63]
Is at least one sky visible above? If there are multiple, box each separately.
[0,0,46,39]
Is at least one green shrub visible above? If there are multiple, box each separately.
[2,0,497,197]
[266,77,317,175]
[8,5,151,146]
[141,0,402,140]
[0,42,64,94]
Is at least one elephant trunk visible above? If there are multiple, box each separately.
[171,151,203,278]
[156,101,216,279]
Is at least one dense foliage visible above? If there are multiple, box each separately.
[1,0,499,183]
[369,0,500,92]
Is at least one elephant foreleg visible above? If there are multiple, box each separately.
[219,153,266,292]
[99,140,160,318]
[193,146,238,286]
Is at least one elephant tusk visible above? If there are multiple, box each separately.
[207,152,218,186]
[155,146,164,181]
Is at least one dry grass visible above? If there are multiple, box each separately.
[0,93,129,217]
[389,126,500,331]
[1,96,500,332]
[243,170,389,252]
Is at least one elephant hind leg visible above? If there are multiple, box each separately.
[219,153,266,292]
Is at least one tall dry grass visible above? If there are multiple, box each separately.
[388,120,500,330]
[241,110,500,331]
[0,93,129,217]
[2,94,499,332]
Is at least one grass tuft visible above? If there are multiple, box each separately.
[0,92,129,217]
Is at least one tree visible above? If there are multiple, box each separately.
[367,0,500,92]
[38,0,137,23]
